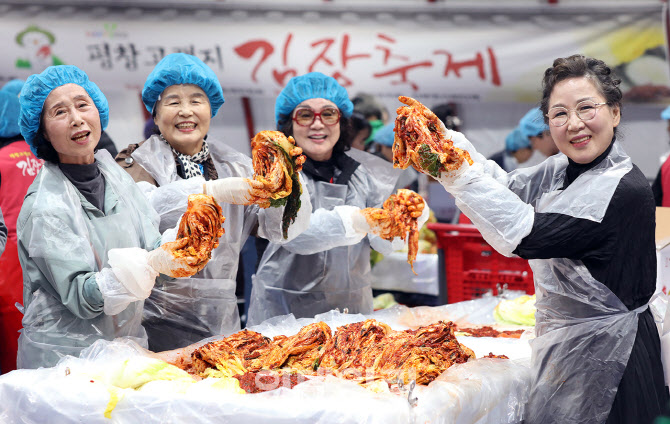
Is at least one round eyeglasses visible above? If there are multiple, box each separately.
[547,100,607,127]
[292,107,341,127]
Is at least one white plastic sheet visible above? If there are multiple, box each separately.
[0,300,532,424]
[370,253,439,296]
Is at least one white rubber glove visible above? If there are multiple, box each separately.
[202,177,266,205]
[96,247,159,315]
[335,205,398,240]
[146,241,199,278]
[335,205,371,238]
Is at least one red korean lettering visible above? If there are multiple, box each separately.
[234,40,275,83]
[434,46,501,86]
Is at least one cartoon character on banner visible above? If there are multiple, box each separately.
[15,25,64,71]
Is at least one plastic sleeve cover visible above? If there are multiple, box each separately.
[273,205,366,255]
[445,162,534,257]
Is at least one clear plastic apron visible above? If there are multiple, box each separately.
[249,179,374,325]
[522,143,642,423]
[132,136,245,349]
[248,150,400,326]
[19,152,155,368]
[526,258,645,423]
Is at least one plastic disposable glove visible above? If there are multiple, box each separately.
[96,247,159,315]
[147,239,200,278]
[335,205,396,240]
[416,199,430,229]
[202,177,267,205]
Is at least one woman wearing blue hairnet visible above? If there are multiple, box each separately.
[247,72,428,326]
[116,53,311,350]
[488,126,533,172]
[369,122,419,191]
[519,107,559,159]
[15,65,198,369]
[410,55,667,423]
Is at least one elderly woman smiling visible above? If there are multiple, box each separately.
[116,53,310,350]
[15,65,196,369]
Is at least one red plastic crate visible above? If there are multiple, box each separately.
[427,223,535,304]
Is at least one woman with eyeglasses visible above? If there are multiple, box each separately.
[411,54,667,423]
[247,72,413,326]
[115,53,311,351]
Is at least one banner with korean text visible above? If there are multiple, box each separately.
[1,10,668,103]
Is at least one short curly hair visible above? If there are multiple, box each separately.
[541,55,622,136]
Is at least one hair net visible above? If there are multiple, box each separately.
[142,53,224,117]
[505,127,530,152]
[2,79,24,97]
[275,72,353,126]
[19,65,109,156]
[661,106,670,121]
[373,122,395,147]
[519,107,548,138]
[0,90,21,138]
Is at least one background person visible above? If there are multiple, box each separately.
[0,79,44,374]
[488,126,533,172]
[519,106,559,158]
[651,105,670,206]
[116,53,310,350]
[349,111,372,151]
[368,122,419,191]
[412,54,667,423]
[248,72,426,326]
[15,65,195,369]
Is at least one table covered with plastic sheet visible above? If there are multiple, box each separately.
[0,297,533,424]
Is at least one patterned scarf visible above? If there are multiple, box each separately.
[166,137,211,179]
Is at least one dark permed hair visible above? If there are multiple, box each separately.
[541,54,622,136]
[277,112,353,157]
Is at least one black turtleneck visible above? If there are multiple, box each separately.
[514,139,656,310]
[301,150,360,185]
[562,140,614,189]
[58,162,106,211]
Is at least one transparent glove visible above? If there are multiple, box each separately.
[417,200,430,229]
[335,205,395,239]
[97,247,159,315]
[147,239,200,278]
[202,177,267,205]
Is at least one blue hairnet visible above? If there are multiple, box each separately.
[2,79,24,97]
[275,72,353,126]
[142,53,224,117]
[19,65,109,157]
[505,127,530,152]
[374,123,395,147]
[519,107,548,138]
[0,91,21,138]
[661,106,670,120]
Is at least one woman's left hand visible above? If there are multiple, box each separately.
[202,177,268,205]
